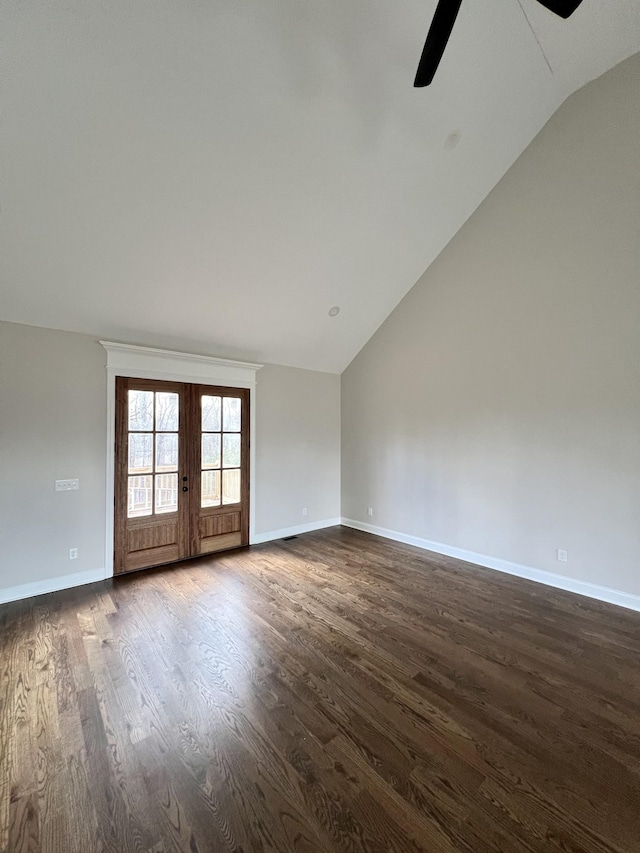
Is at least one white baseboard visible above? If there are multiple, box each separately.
[0,520,342,604]
[341,518,640,614]
[0,567,107,606]
[6,521,637,616]
[252,518,341,545]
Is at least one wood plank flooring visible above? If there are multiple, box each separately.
[2,526,640,852]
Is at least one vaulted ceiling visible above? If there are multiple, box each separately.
[1,0,639,372]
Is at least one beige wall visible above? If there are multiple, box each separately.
[0,323,108,593]
[255,364,340,535]
[3,54,639,603]
[0,321,341,598]
[342,54,640,597]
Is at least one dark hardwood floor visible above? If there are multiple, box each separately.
[2,526,640,852]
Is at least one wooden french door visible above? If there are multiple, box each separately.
[114,378,249,574]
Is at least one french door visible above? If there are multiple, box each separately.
[114,377,249,574]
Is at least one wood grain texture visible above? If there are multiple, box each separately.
[115,380,249,575]
[188,385,250,558]
[2,526,640,853]
[128,523,180,553]
[199,512,241,539]
[115,377,190,575]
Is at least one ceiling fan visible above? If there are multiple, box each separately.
[414,0,585,87]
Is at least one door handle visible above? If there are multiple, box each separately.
[182,486,189,492]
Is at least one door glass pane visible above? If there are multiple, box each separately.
[155,473,178,514]
[128,475,153,517]
[156,392,179,431]
[128,433,153,473]
[222,469,241,505]
[222,434,241,468]
[128,390,154,431]
[223,397,241,431]
[201,470,221,507]
[202,396,221,431]
[156,433,178,472]
[202,434,221,469]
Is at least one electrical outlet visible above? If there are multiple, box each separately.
[557,549,568,563]
[302,507,307,517]
[367,507,373,517]
[69,548,78,560]
[56,479,80,491]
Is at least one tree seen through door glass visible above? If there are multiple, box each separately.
[156,392,179,431]
[201,394,242,508]
[155,433,178,472]
[222,434,240,468]
[202,434,221,469]
[128,390,154,431]
[223,397,241,431]
[202,396,221,431]
[127,389,179,518]
[129,433,153,473]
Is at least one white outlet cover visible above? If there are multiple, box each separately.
[557,549,568,562]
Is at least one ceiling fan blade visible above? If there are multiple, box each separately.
[534,0,584,18]
[414,0,464,88]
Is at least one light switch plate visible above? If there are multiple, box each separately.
[55,479,80,491]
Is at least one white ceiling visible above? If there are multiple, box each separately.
[1,1,639,373]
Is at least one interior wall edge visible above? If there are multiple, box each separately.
[340,519,640,614]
